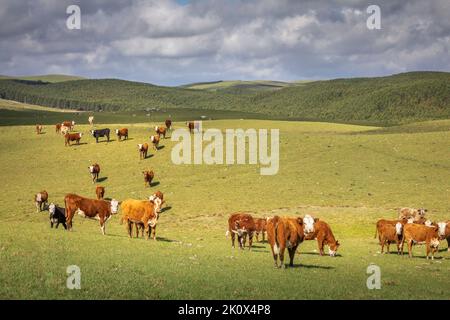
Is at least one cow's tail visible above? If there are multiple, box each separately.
[374,225,378,239]
[272,216,280,255]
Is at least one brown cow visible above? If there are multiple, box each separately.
[254,218,267,242]
[186,122,194,133]
[226,213,256,250]
[165,119,172,131]
[437,221,450,251]
[95,186,105,200]
[374,219,407,242]
[142,170,154,187]
[64,132,82,146]
[150,135,160,150]
[138,143,149,160]
[153,191,164,213]
[155,126,167,139]
[120,196,163,240]
[116,128,128,141]
[399,207,427,221]
[36,124,43,134]
[55,123,61,133]
[401,224,440,259]
[62,121,75,131]
[34,190,49,212]
[374,220,404,254]
[60,126,70,135]
[267,216,305,268]
[89,163,101,183]
[64,193,119,234]
[132,192,165,237]
[304,220,340,256]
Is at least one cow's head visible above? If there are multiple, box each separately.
[138,144,143,150]
[115,129,119,134]
[72,121,75,125]
[110,199,119,214]
[155,126,159,131]
[438,222,447,238]
[48,203,56,215]
[149,195,162,214]
[329,240,340,257]
[407,217,414,224]
[418,208,427,216]
[395,222,403,236]
[79,133,83,137]
[303,215,315,234]
[88,166,94,173]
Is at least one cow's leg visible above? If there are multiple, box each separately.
[50,221,53,228]
[255,232,259,242]
[100,217,106,235]
[288,245,298,267]
[151,226,157,240]
[231,232,235,248]
[279,246,286,269]
[408,240,413,258]
[134,223,139,238]
[262,232,265,242]
[447,238,450,252]
[55,222,59,229]
[248,233,253,250]
[426,243,430,260]
[62,222,67,230]
[386,241,390,254]
[35,201,40,213]
[126,220,132,238]
[318,238,325,256]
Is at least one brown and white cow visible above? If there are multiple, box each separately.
[55,123,61,133]
[186,122,194,133]
[266,216,305,268]
[34,190,49,212]
[64,132,82,146]
[116,128,128,141]
[142,170,154,187]
[88,116,94,126]
[226,213,256,250]
[120,195,163,240]
[150,135,160,150]
[254,218,267,242]
[165,119,172,131]
[401,223,440,260]
[138,143,149,160]
[374,220,404,254]
[36,124,43,134]
[60,126,70,135]
[437,221,450,251]
[95,186,105,200]
[64,193,119,234]
[399,207,427,222]
[304,220,340,256]
[89,163,101,183]
[152,191,164,213]
[131,192,165,237]
[155,126,167,139]
[62,121,75,131]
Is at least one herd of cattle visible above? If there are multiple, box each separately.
[33,117,449,268]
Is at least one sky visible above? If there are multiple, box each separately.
[0,0,449,86]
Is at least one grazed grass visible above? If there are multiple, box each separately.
[0,119,449,299]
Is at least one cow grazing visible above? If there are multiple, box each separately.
[36,124,43,134]
[116,128,128,141]
[226,213,256,250]
[186,122,194,133]
[55,123,61,133]
[304,220,340,256]
[120,196,163,240]
[155,126,167,139]
[95,186,105,199]
[401,223,440,260]
[399,207,427,221]
[91,128,110,143]
[374,220,404,254]
[138,143,149,160]
[165,119,172,131]
[150,135,160,150]
[48,203,67,229]
[34,190,49,212]
[88,116,94,126]
[64,193,119,234]
[437,221,450,251]
[89,163,101,183]
[254,218,267,242]
[60,126,70,135]
[64,132,82,146]
[266,216,305,268]
[62,121,75,131]
[142,170,154,187]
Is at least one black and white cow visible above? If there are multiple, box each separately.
[48,203,67,229]
[91,128,110,143]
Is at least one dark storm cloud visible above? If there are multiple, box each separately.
[0,0,449,85]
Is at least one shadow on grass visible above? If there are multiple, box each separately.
[300,252,344,258]
[69,142,88,146]
[143,154,153,159]
[160,206,172,213]
[287,263,335,270]
[118,137,133,142]
[95,139,115,143]
[157,145,165,150]
[97,177,108,183]
[150,181,160,187]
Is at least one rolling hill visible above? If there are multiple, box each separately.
[0,71,449,124]
[0,74,85,83]
[181,80,301,94]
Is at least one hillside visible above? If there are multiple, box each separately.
[0,74,85,83]
[181,80,299,94]
[0,72,449,124]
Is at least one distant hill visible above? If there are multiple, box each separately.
[181,80,301,94]
[0,74,85,83]
[0,71,449,124]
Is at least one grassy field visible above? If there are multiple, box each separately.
[0,111,449,299]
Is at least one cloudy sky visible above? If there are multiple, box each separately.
[1,0,449,85]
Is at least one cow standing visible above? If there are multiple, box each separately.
[186,122,194,133]
[267,216,305,268]
[437,221,450,251]
[34,191,49,212]
[304,220,340,256]
[88,116,94,126]
[399,207,427,222]
[91,128,110,143]
[95,186,105,199]
[62,121,75,131]
[142,170,154,187]
[401,224,440,259]
[155,126,167,139]
[150,135,160,151]
[55,123,61,133]
[48,203,67,229]
[254,218,267,242]
[64,132,82,146]
[226,213,256,250]
[36,124,43,134]
[116,128,128,141]
[138,143,149,160]
[165,119,172,131]
[64,193,119,235]
[89,163,101,183]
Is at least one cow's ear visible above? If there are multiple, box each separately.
[297,217,303,225]
[314,218,319,222]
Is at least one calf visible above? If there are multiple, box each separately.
[89,163,101,183]
[55,123,61,133]
[116,128,128,141]
[48,203,67,229]
[374,221,403,254]
[120,196,163,240]
[399,207,427,221]
[34,190,49,212]
[64,193,119,234]
[267,216,305,268]
[150,135,160,150]
[254,218,267,242]
[36,124,43,134]
[402,224,440,260]
[95,186,105,199]
[62,121,75,131]
[91,128,110,143]
[133,191,165,237]
[374,218,407,242]
[165,119,172,131]
[64,132,82,146]
[138,143,149,160]
[437,221,450,251]
[142,170,154,187]
[304,220,340,256]
[226,213,256,250]
[155,126,167,139]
